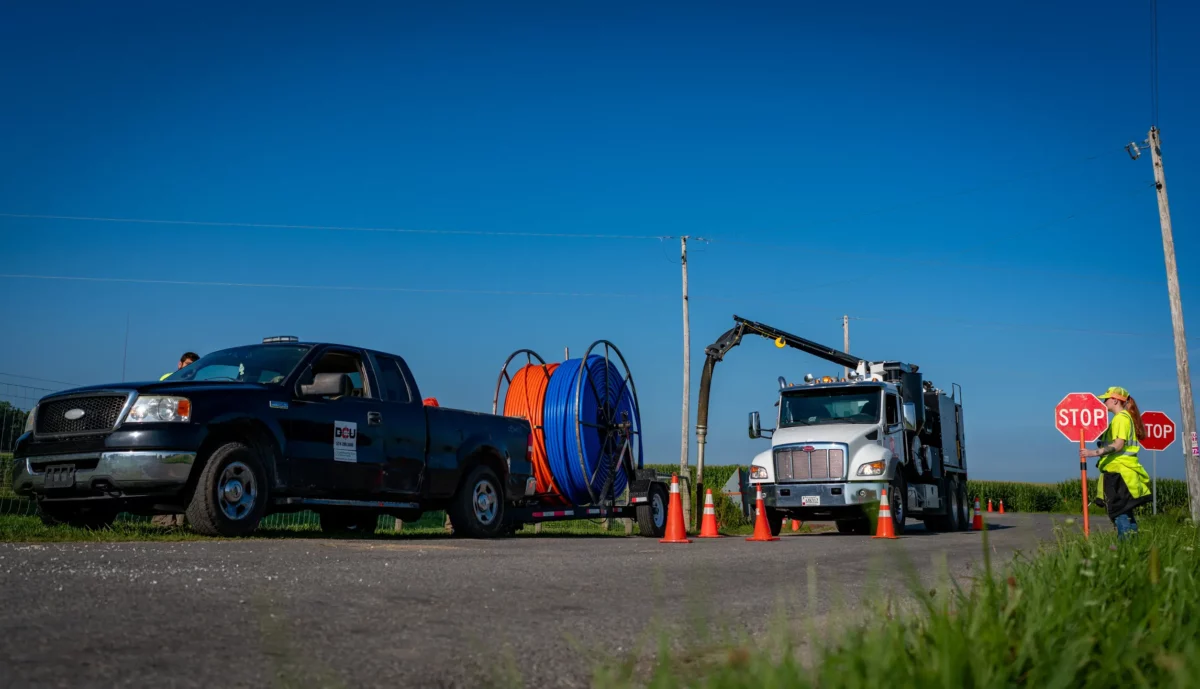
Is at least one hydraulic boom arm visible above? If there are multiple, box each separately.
[690,315,868,519]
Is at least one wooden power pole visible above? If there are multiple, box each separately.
[679,236,692,525]
[1148,127,1200,521]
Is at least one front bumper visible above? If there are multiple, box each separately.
[755,481,886,519]
[11,451,197,499]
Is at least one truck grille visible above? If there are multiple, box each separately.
[774,446,845,482]
[36,394,130,436]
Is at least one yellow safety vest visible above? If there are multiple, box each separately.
[1095,410,1151,501]
[160,373,172,381]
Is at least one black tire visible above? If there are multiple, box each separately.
[38,502,117,530]
[448,465,506,538]
[836,517,872,535]
[185,442,268,537]
[888,472,908,536]
[955,476,970,531]
[765,507,785,537]
[320,510,379,535]
[923,477,962,533]
[636,482,668,538]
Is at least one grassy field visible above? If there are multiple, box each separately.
[594,513,1200,688]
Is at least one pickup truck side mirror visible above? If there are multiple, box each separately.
[902,402,917,431]
[300,372,353,398]
[749,411,774,439]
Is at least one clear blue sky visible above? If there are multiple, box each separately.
[2,1,1198,482]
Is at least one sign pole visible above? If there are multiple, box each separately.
[1080,429,1090,538]
[1153,450,1158,515]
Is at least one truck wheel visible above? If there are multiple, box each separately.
[888,473,908,536]
[636,482,668,537]
[765,507,785,536]
[836,517,871,535]
[955,477,970,531]
[38,502,117,530]
[320,510,379,535]
[449,466,506,538]
[185,442,268,537]
[944,477,963,531]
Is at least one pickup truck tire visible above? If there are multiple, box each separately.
[185,441,268,537]
[448,466,506,539]
[320,511,379,535]
[636,482,669,538]
[38,502,118,530]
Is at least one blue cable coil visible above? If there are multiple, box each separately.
[543,354,643,506]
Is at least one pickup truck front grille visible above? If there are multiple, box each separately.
[774,446,846,482]
[36,394,130,437]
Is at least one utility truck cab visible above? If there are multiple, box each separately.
[747,361,968,536]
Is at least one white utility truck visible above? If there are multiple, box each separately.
[693,316,968,536]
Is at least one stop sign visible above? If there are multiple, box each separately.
[1055,393,1109,443]
[1140,411,1176,451]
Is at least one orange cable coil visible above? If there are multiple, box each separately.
[504,363,568,505]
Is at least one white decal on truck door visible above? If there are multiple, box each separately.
[334,421,358,462]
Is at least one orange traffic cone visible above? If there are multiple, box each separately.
[999,500,1006,514]
[746,487,780,542]
[791,519,801,532]
[872,487,898,539]
[697,489,722,538]
[971,497,984,531]
[659,474,692,543]
[987,498,993,513]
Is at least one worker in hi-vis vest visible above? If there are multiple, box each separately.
[1079,386,1152,540]
[161,351,199,381]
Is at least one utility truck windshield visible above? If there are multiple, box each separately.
[779,387,881,427]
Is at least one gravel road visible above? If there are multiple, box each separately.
[0,513,1071,688]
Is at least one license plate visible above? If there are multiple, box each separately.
[44,465,76,490]
[801,495,821,507]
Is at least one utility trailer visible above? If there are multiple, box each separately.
[491,343,670,538]
[694,316,968,536]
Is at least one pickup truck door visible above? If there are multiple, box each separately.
[370,352,428,495]
[284,347,386,497]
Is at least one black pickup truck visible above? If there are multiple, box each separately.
[10,337,537,537]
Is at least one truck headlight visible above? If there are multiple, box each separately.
[750,466,769,480]
[124,396,192,423]
[857,461,887,476]
[24,405,37,434]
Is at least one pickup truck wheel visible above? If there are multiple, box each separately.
[185,442,268,537]
[449,466,506,538]
[320,511,379,535]
[38,502,117,530]
[636,482,668,537]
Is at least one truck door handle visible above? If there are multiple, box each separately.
[368,411,382,426]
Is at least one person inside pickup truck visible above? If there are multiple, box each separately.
[161,351,199,381]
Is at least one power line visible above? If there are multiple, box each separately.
[0,273,674,300]
[0,372,78,387]
[0,213,670,241]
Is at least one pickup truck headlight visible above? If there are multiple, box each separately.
[750,466,769,480]
[124,396,192,423]
[24,405,36,434]
[857,460,887,476]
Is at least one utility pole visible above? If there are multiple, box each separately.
[842,315,850,379]
[680,235,693,525]
[1144,126,1200,521]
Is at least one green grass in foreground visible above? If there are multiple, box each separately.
[595,514,1200,688]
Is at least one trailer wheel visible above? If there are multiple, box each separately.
[449,466,506,538]
[636,482,668,537]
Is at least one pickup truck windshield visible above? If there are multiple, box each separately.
[166,345,311,385]
[779,387,881,427]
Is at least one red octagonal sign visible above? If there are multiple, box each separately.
[1140,411,1176,451]
[1055,393,1109,443]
